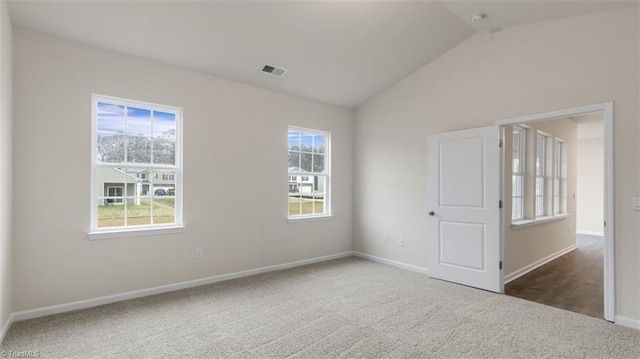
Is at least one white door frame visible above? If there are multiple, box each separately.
[496,102,614,322]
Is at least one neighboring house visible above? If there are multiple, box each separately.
[129,169,175,196]
[98,168,176,204]
[288,167,323,195]
[97,167,142,205]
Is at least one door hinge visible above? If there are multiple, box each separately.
[604,220,607,227]
[499,261,503,270]
[498,139,503,148]
[499,200,503,209]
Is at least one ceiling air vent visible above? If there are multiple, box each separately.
[261,64,287,77]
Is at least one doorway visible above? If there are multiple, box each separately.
[496,103,614,321]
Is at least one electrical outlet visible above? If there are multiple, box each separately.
[383,235,388,244]
[398,237,404,247]
[195,248,203,260]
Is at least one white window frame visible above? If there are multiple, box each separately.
[89,94,184,240]
[512,126,526,220]
[512,130,570,228]
[554,139,568,214]
[535,133,546,217]
[287,126,332,222]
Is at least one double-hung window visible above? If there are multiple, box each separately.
[512,126,526,220]
[554,140,567,214]
[288,127,330,219]
[91,95,182,236]
[535,134,546,217]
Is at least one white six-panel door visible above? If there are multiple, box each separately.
[427,126,502,293]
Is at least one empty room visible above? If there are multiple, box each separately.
[1,1,640,358]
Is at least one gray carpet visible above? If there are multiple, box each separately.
[2,257,639,358]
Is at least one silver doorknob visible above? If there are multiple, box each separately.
[429,211,435,216]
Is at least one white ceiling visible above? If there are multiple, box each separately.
[441,0,638,31]
[7,1,639,108]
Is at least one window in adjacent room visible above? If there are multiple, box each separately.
[288,127,330,219]
[512,126,526,220]
[91,95,182,236]
[554,139,568,214]
[535,134,546,217]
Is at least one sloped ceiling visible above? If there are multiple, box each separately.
[7,0,638,108]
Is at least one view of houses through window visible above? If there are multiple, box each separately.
[288,127,330,218]
[92,95,181,230]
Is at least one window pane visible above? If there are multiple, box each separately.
[153,197,175,224]
[313,154,325,173]
[97,133,125,163]
[97,166,125,201]
[127,136,151,163]
[301,153,312,172]
[512,198,523,219]
[288,151,300,170]
[313,135,325,153]
[127,107,152,137]
[535,178,543,196]
[154,137,175,165]
[126,197,151,226]
[288,131,300,151]
[288,194,302,216]
[153,111,176,138]
[315,175,326,195]
[301,133,313,152]
[125,168,147,197]
[314,176,326,214]
[152,170,175,197]
[512,175,522,197]
[97,201,124,228]
[97,165,125,227]
[536,197,543,216]
[301,197,314,215]
[97,102,125,133]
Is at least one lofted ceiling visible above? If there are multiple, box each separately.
[7,0,639,108]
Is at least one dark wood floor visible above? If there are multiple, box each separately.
[505,234,604,319]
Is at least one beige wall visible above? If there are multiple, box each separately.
[0,0,12,334]
[354,9,639,321]
[503,120,578,276]
[12,28,354,311]
[577,125,604,236]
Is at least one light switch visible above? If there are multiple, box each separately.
[633,197,640,211]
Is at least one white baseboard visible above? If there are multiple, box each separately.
[576,230,604,237]
[352,251,429,275]
[615,315,640,330]
[504,244,578,284]
[0,313,14,344]
[11,251,354,323]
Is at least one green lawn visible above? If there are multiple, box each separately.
[288,197,324,216]
[98,198,175,227]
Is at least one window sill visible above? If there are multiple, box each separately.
[88,225,185,240]
[287,215,333,224]
[511,214,570,229]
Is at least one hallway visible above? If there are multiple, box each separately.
[505,234,604,319]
